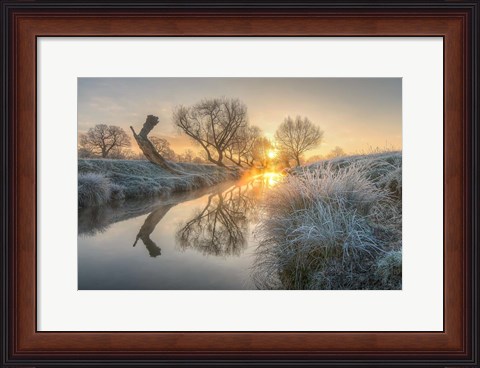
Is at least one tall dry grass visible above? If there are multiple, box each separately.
[253,151,402,290]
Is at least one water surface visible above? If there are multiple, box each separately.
[78,174,278,290]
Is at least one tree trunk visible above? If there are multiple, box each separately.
[225,153,243,168]
[208,156,227,168]
[295,155,301,167]
[130,115,182,174]
[217,150,224,166]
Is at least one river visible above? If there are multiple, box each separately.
[78,172,280,290]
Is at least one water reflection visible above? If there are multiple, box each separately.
[78,172,283,289]
[78,186,215,237]
[133,203,175,257]
[176,184,256,257]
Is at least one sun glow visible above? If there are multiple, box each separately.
[267,150,277,159]
[263,171,282,187]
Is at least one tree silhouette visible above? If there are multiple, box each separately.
[225,125,261,167]
[173,98,249,168]
[79,124,131,158]
[275,116,324,166]
[130,115,182,174]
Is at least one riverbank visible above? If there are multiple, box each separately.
[78,159,240,208]
[253,151,402,290]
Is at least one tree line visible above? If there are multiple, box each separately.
[79,96,328,168]
[78,124,206,163]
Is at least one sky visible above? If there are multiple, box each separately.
[78,78,402,157]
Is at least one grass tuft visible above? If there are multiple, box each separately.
[78,173,123,208]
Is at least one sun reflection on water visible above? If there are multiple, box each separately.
[239,170,284,187]
[262,171,282,187]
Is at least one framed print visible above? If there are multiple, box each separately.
[1,0,479,367]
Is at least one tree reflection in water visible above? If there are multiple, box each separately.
[128,172,281,259]
[133,203,175,257]
[175,184,257,257]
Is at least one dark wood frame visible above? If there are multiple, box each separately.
[1,0,479,366]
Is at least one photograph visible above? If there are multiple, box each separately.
[77,77,402,290]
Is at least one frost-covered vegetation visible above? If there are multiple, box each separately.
[78,159,238,208]
[253,151,402,290]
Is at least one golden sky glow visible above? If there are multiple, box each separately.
[78,78,402,157]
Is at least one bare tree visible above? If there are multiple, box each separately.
[149,136,177,161]
[225,125,261,167]
[276,149,295,169]
[305,154,325,164]
[108,147,131,159]
[177,149,194,163]
[251,136,274,168]
[79,124,131,158]
[173,97,249,168]
[130,115,182,174]
[326,146,346,159]
[275,116,324,166]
